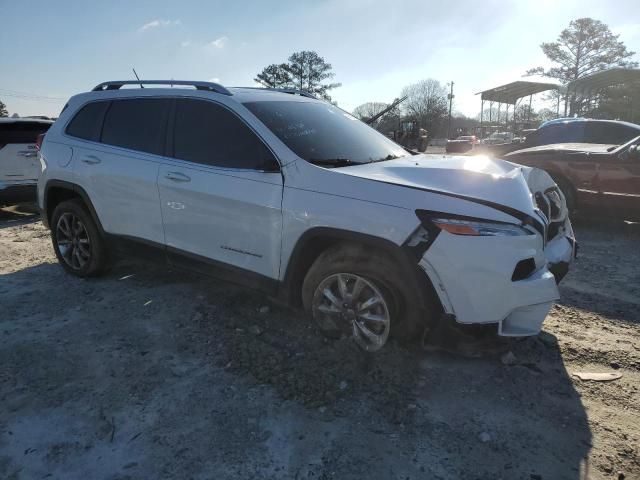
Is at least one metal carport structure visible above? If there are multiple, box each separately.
[476,81,560,137]
[567,68,640,95]
[566,68,640,117]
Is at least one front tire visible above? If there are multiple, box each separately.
[552,176,576,213]
[51,199,109,277]
[302,244,430,351]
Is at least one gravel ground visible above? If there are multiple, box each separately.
[0,204,638,480]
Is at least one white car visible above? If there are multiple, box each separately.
[482,131,514,145]
[0,118,53,205]
[37,80,576,351]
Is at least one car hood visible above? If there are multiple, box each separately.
[336,154,546,218]
[506,142,617,156]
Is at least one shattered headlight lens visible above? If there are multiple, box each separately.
[431,217,533,237]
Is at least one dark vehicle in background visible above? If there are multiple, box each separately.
[505,135,640,219]
[446,135,479,153]
[525,119,640,147]
[480,119,640,158]
[0,118,53,205]
[392,120,428,152]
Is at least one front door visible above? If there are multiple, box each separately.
[157,98,283,286]
[596,145,640,217]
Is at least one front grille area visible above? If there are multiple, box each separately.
[512,257,536,281]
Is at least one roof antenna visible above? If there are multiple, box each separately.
[132,68,144,88]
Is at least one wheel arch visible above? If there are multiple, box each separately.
[279,227,441,313]
[43,180,104,234]
[545,169,578,210]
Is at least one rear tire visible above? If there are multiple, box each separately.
[301,243,431,351]
[51,199,109,277]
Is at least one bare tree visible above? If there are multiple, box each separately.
[536,108,558,123]
[401,79,448,134]
[353,101,402,133]
[352,102,389,121]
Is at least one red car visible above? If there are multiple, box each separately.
[505,135,640,219]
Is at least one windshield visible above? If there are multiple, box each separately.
[243,100,409,165]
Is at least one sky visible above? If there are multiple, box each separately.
[1,0,638,118]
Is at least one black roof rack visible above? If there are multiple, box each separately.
[91,80,232,96]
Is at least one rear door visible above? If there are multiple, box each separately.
[0,121,50,183]
[69,98,170,244]
[157,97,283,284]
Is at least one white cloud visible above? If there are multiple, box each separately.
[208,36,229,49]
[139,19,181,32]
[208,77,221,83]
[180,40,191,47]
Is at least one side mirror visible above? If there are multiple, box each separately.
[261,157,281,172]
[628,144,640,161]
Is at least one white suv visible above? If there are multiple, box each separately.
[38,80,576,351]
[0,117,53,205]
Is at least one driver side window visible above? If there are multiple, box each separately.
[172,98,278,171]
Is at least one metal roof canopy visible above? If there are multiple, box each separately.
[567,68,640,94]
[476,80,559,104]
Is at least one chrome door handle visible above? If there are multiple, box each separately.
[165,171,191,182]
[18,151,37,158]
[81,155,101,165]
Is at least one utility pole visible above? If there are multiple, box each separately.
[447,81,455,139]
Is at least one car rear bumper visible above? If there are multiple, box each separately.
[418,227,575,337]
[0,181,37,206]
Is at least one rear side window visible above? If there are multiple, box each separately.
[0,122,51,145]
[538,123,585,144]
[585,123,640,145]
[172,98,276,169]
[101,98,170,155]
[66,101,110,141]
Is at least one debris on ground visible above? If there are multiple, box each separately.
[500,351,518,366]
[1,208,639,479]
[249,325,263,336]
[572,371,623,382]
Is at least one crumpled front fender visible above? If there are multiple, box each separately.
[519,165,577,279]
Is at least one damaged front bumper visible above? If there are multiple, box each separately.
[418,220,576,337]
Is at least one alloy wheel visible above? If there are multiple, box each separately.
[56,212,91,270]
[312,273,391,351]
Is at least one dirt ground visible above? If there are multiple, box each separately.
[0,204,638,480]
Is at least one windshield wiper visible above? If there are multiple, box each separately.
[372,154,402,163]
[308,158,355,167]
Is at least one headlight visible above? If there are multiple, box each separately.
[430,217,533,237]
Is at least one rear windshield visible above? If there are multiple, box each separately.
[243,100,408,165]
[0,122,51,145]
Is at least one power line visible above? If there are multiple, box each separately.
[0,88,66,102]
